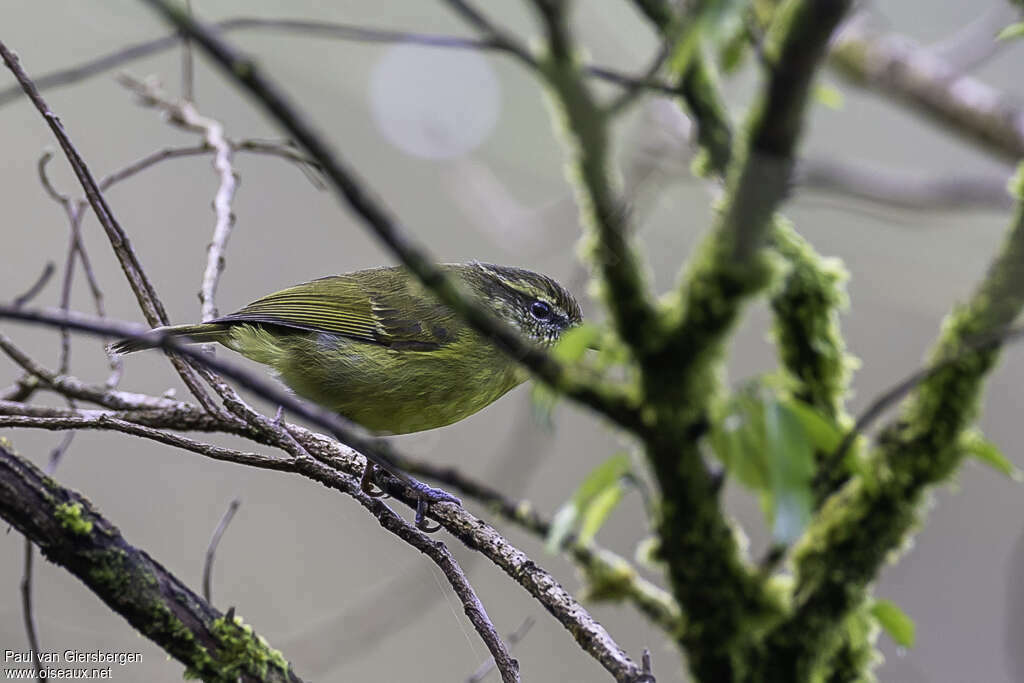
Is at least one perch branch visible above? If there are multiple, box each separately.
[0,306,644,681]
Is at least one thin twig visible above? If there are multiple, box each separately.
[0,16,677,110]
[38,152,122,385]
[202,498,240,603]
[19,540,45,681]
[440,0,535,68]
[0,37,219,413]
[466,616,535,683]
[926,3,1020,73]
[18,228,80,677]
[0,332,210,415]
[118,74,237,321]
[0,376,39,403]
[607,28,676,115]
[12,263,55,308]
[181,0,194,101]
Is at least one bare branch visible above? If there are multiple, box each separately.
[830,12,1024,162]
[0,376,40,403]
[12,263,55,308]
[796,156,1014,211]
[19,538,46,682]
[466,616,535,683]
[400,457,682,634]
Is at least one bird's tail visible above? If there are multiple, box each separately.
[108,322,230,355]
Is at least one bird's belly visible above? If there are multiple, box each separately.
[234,328,526,434]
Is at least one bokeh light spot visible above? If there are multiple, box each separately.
[370,45,501,160]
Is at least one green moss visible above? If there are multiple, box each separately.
[818,605,881,683]
[55,501,93,535]
[207,613,289,680]
[770,219,856,421]
[1009,163,1024,200]
[759,184,1024,680]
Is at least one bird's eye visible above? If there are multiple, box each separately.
[530,300,552,321]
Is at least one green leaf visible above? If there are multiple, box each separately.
[814,82,844,110]
[961,431,1022,481]
[765,401,815,544]
[709,381,816,544]
[871,600,916,648]
[545,453,632,552]
[782,398,843,452]
[574,453,632,507]
[545,503,578,553]
[552,323,601,362]
[997,22,1024,41]
[529,383,557,430]
[710,388,771,491]
[634,536,662,571]
[578,482,626,544]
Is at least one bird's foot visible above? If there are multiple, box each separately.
[408,480,461,533]
[359,463,389,499]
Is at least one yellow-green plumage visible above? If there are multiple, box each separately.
[111,263,581,434]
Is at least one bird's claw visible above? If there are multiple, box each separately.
[408,480,460,533]
[359,463,389,499]
[415,499,443,533]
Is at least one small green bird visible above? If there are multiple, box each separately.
[111,262,582,435]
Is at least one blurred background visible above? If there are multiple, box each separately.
[1,1,1022,681]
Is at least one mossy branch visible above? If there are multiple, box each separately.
[629,1,853,680]
[0,438,301,683]
[527,1,662,358]
[769,220,856,499]
[629,0,735,177]
[759,166,1024,680]
[769,220,854,422]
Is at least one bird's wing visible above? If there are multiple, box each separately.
[212,270,459,350]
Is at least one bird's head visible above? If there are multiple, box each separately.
[456,262,582,346]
